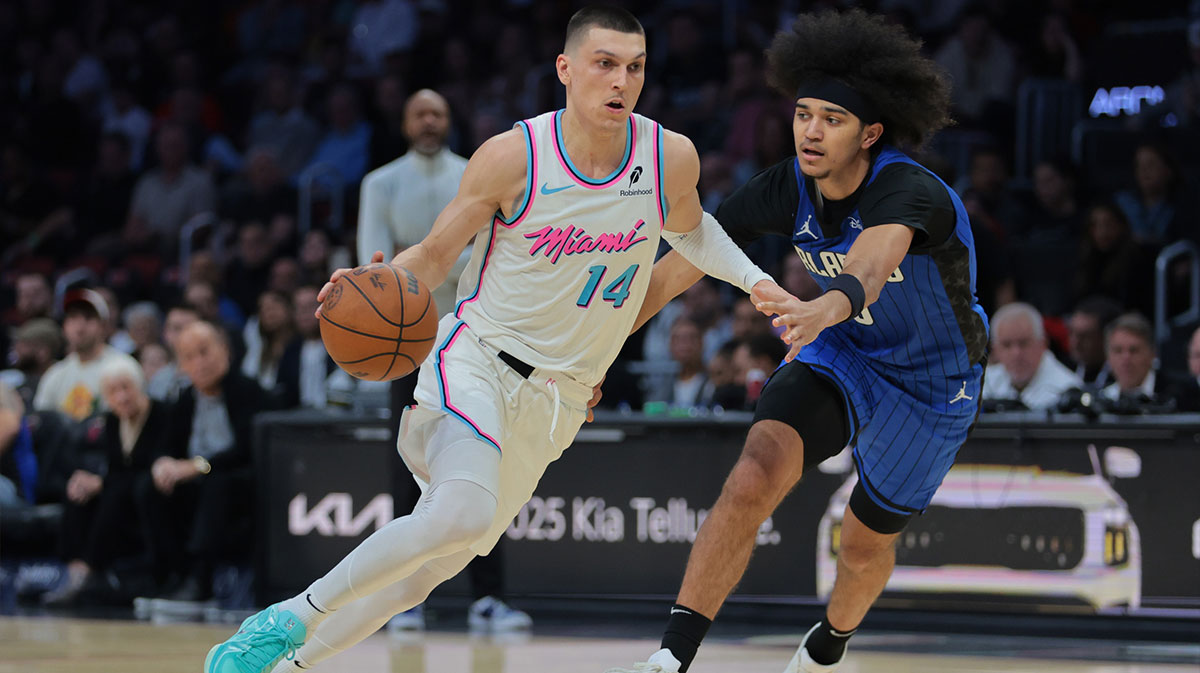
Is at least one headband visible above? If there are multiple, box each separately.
[795,78,880,125]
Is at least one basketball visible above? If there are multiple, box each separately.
[319,263,438,381]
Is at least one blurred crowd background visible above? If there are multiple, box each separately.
[1,0,1199,606]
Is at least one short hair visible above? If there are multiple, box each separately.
[99,357,146,391]
[991,302,1044,342]
[123,301,163,328]
[743,333,787,365]
[564,5,645,52]
[765,9,951,149]
[1073,295,1122,328]
[1106,312,1154,350]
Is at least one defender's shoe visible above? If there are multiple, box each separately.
[604,648,682,673]
[205,604,307,673]
[783,623,845,673]
[468,596,532,631]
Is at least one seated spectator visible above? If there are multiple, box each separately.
[1066,296,1121,387]
[33,290,140,421]
[241,290,296,398]
[644,277,732,365]
[112,301,163,355]
[0,381,84,515]
[733,334,786,410]
[299,83,373,186]
[42,360,171,606]
[1177,326,1200,412]
[1073,202,1152,315]
[646,318,708,408]
[124,121,216,256]
[147,304,199,403]
[224,221,275,318]
[1011,158,1082,317]
[219,146,297,225]
[731,298,774,341]
[1099,313,1178,406]
[934,5,1015,127]
[247,68,320,180]
[100,79,152,170]
[278,286,334,408]
[0,382,32,509]
[1,318,64,408]
[77,132,138,255]
[706,340,745,410]
[138,343,170,385]
[7,272,54,326]
[138,321,268,602]
[959,146,1025,243]
[1114,143,1188,246]
[983,302,1080,410]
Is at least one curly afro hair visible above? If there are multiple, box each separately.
[766,9,952,149]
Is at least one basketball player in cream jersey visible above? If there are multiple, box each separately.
[205,7,794,673]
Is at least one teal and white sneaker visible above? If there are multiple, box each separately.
[204,604,307,673]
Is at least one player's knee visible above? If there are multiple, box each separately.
[722,454,779,514]
[425,483,496,548]
[838,527,895,573]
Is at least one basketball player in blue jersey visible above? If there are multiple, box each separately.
[204,7,792,673]
[609,10,988,673]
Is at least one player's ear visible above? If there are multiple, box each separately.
[556,53,571,86]
[861,121,883,150]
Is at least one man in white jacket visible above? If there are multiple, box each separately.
[983,302,1080,410]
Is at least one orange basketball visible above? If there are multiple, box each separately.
[319,263,438,381]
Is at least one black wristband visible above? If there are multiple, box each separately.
[826,273,865,323]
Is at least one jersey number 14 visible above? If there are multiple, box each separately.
[577,264,639,308]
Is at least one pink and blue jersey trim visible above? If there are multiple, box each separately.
[454,119,536,320]
[653,122,666,229]
[551,109,635,189]
[434,320,502,453]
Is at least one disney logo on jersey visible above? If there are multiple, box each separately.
[525,218,650,264]
[620,164,653,197]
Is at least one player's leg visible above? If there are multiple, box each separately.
[271,549,476,673]
[206,417,500,673]
[825,493,903,632]
[610,362,851,673]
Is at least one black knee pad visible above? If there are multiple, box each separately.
[752,360,851,472]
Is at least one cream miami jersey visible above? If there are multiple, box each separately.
[452,109,667,387]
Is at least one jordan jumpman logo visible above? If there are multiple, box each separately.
[797,214,817,240]
[950,381,973,404]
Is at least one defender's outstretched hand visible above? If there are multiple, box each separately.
[753,281,847,363]
[315,251,386,318]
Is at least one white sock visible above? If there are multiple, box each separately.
[277,590,332,635]
[273,550,474,671]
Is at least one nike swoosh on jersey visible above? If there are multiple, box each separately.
[540,182,575,195]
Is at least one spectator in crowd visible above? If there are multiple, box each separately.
[358,89,467,316]
[219,146,296,225]
[224,221,275,318]
[2,318,63,408]
[1099,312,1176,404]
[983,302,1081,410]
[112,301,163,356]
[186,252,247,329]
[646,318,709,408]
[347,0,420,76]
[236,0,307,64]
[732,334,786,410]
[241,289,296,399]
[706,340,745,410]
[42,359,171,606]
[1073,202,1152,315]
[11,273,54,326]
[77,132,138,255]
[1176,325,1200,412]
[0,382,31,508]
[138,321,268,602]
[1114,142,1188,246]
[138,342,170,386]
[1165,20,1200,128]
[247,68,320,180]
[300,83,372,187]
[0,139,72,262]
[934,4,1016,127]
[278,286,333,409]
[124,122,216,256]
[1012,158,1082,317]
[146,303,199,402]
[731,298,774,341]
[958,146,1024,242]
[1067,296,1121,387]
[33,290,140,421]
[368,75,410,170]
[644,278,732,366]
[100,78,152,170]
[53,28,108,111]
[1025,13,1084,82]
[779,253,821,302]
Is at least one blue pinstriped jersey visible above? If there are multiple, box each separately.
[793,146,989,377]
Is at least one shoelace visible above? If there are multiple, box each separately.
[238,623,302,669]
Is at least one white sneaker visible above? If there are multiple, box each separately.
[783,623,845,673]
[387,605,426,632]
[467,596,532,631]
[604,648,682,673]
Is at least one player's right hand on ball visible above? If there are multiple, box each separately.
[316,250,386,318]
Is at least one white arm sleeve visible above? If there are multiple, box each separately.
[661,211,773,294]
